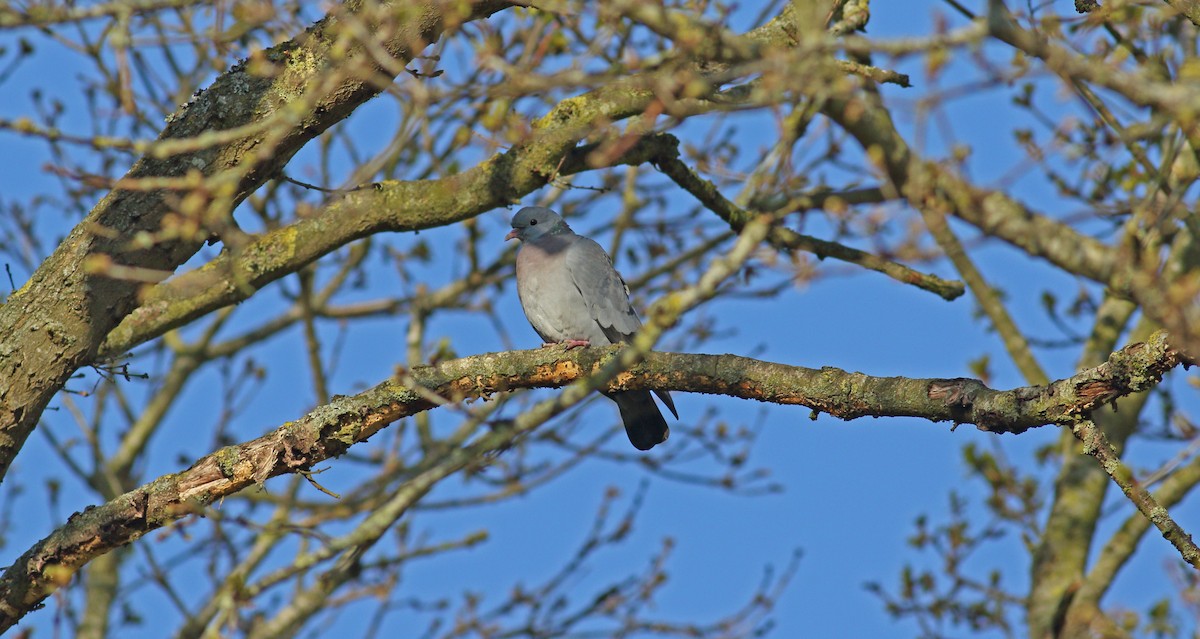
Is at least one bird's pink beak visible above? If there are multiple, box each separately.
[505,229,519,241]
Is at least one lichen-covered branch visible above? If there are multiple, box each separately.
[1070,419,1200,569]
[98,134,678,358]
[985,2,1200,135]
[1162,0,1200,26]
[0,0,514,485]
[1027,311,1152,639]
[823,92,1118,285]
[0,330,1185,629]
[94,0,818,363]
[1078,443,1200,607]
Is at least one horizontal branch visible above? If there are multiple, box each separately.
[0,331,1184,629]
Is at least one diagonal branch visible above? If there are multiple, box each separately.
[0,0,514,484]
[652,147,966,301]
[985,1,1200,139]
[1079,442,1200,605]
[96,0,820,361]
[1161,0,1200,26]
[98,134,679,358]
[1070,419,1200,569]
[918,195,1047,383]
[823,91,1118,286]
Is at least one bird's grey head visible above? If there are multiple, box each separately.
[505,206,569,242]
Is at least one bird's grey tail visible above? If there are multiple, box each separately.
[607,391,670,451]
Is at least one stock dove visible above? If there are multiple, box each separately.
[506,206,678,450]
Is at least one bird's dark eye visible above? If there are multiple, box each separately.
[530,219,538,225]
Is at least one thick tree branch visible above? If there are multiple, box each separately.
[0,0,513,483]
[97,0,815,360]
[985,2,1200,134]
[1162,0,1200,26]
[604,6,1127,306]
[99,134,678,358]
[823,92,1118,286]
[0,331,1185,629]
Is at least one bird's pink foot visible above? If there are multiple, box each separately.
[543,339,590,349]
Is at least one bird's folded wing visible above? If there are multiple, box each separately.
[566,237,643,343]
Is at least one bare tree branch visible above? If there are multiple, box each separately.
[0,330,1186,629]
[0,0,513,484]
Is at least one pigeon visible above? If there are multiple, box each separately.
[506,206,678,450]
